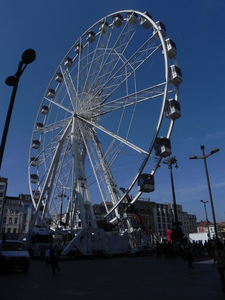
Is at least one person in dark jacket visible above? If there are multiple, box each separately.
[185,240,194,269]
[50,245,60,274]
[213,241,225,292]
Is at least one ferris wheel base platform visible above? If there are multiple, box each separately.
[61,227,131,257]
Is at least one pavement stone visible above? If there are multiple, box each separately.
[0,255,224,300]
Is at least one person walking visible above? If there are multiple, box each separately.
[213,241,225,293]
[45,247,51,266]
[50,245,60,275]
[185,240,194,269]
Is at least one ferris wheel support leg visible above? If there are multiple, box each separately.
[90,129,121,218]
[83,182,97,228]
[76,180,87,228]
[31,121,72,228]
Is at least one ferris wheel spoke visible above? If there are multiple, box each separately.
[37,123,72,168]
[35,117,72,134]
[31,135,62,172]
[80,26,115,98]
[45,95,74,115]
[82,19,139,101]
[90,83,167,117]
[78,21,159,111]
[88,37,161,108]
[77,115,148,156]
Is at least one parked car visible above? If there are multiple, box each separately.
[0,240,30,273]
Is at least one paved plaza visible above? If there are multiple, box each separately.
[0,255,224,300]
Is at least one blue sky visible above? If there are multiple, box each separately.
[0,0,225,223]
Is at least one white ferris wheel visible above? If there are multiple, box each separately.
[28,10,182,231]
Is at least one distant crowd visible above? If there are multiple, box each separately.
[191,239,216,257]
[154,239,217,259]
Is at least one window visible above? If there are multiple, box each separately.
[10,209,14,215]
[9,217,12,224]
[7,228,11,233]
[16,210,19,215]
[14,218,18,224]
[3,217,6,224]
[0,184,4,190]
[13,228,17,233]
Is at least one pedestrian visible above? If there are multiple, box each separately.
[213,241,225,293]
[45,247,50,266]
[185,240,194,269]
[50,245,60,274]
[156,241,161,259]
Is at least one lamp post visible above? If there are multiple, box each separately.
[189,145,219,241]
[0,49,36,170]
[200,200,210,239]
[163,156,179,227]
[58,186,67,227]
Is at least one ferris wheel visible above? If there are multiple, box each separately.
[28,10,182,230]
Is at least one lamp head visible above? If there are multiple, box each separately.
[210,148,220,155]
[200,200,209,204]
[21,49,36,64]
[5,76,16,86]
[189,155,197,159]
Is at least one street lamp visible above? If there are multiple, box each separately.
[57,186,67,227]
[189,145,220,241]
[0,49,36,170]
[200,200,210,239]
[163,156,179,227]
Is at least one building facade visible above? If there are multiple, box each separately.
[0,194,34,235]
[19,194,34,233]
[92,199,197,242]
[197,220,219,240]
[188,214,198,234]
[1,196,23,234]
[0,177,198,241]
